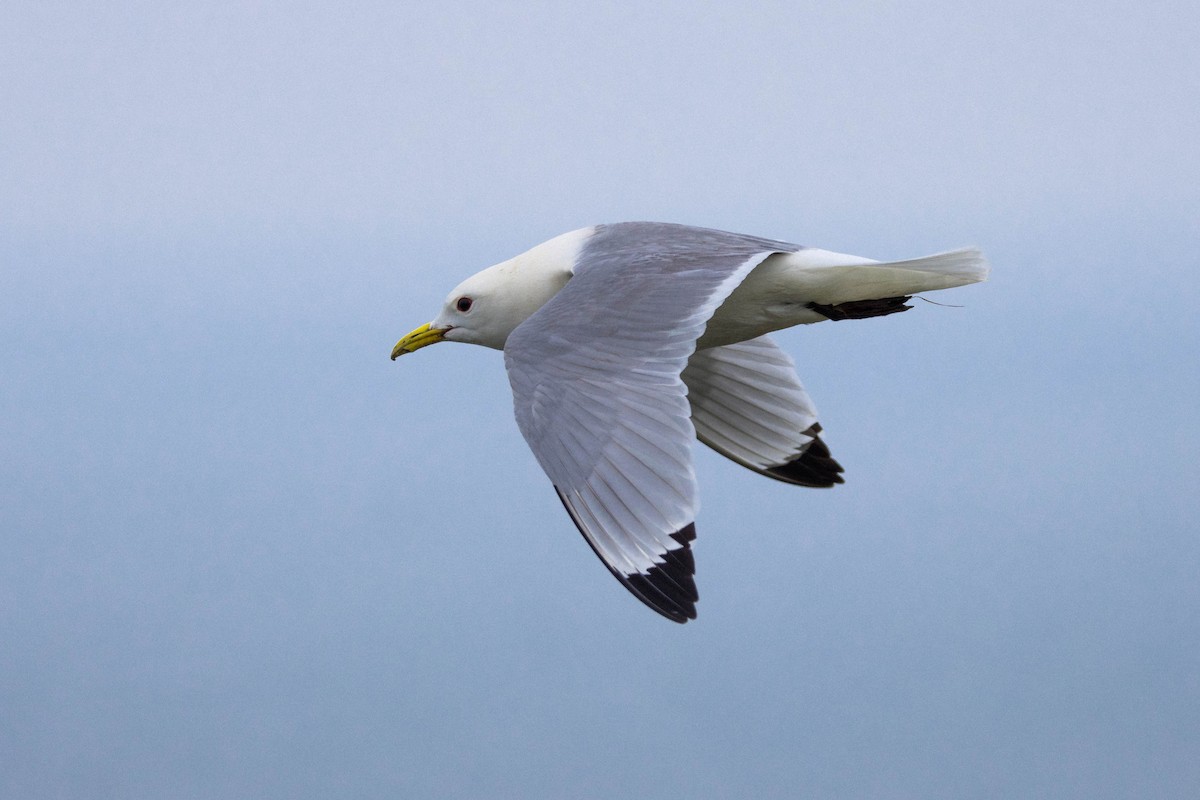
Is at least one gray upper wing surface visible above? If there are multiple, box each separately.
[503,222,797,622]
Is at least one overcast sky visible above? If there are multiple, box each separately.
[2,2,1198,799]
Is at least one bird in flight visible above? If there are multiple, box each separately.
[392,222,988,622]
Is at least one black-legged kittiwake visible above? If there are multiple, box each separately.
[391,222,989,623]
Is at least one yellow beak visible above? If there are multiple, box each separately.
[391,323,448,360]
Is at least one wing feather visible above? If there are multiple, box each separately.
[683,335,845,488]
[505,223,798,621]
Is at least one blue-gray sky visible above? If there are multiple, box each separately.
[2,2,1198,798]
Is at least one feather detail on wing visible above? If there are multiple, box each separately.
[504,223,797,622]
[684,336,844,487]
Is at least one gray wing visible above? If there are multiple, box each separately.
[504,223,797,622]
[683,336,844,487]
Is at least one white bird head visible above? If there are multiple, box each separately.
[391,227,589,358]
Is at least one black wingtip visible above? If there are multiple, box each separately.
[807,296,913,321]
[763,425,845,488]
[554,488,699,624]
[626,523,699,624]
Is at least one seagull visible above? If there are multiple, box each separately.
[392,222,988,622]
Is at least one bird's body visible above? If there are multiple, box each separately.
[392,222,988,622]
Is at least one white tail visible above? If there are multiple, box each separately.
[781,246,990,306]
[880,247,990,287]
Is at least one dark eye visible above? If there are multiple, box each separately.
[455,296,473,312]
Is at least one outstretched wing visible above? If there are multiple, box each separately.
[683,336,844,487]
[503,223,797,622]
